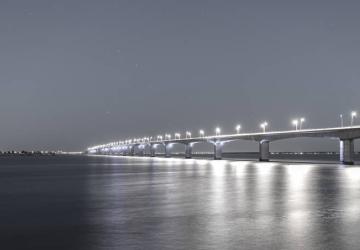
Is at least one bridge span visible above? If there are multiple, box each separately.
[87,126,360,165]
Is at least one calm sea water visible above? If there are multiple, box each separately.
[1,155,360,250]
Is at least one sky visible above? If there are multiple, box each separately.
[0,0,360,152]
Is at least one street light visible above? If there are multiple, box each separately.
[300,118,305,130]
[215,127,221,136]
[235,124,241,134]
[351,111,357,126]
[292,119,298,130]
[340,114,344,127]
[260,122,268,133]
[186,131,191,139]
[199,130,205,137]
[175,133,181,139]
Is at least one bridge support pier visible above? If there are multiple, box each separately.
[138,146,144,156]
[214,141,223,160]
[165,144,172,158]
[129,146,135,156]
[340,139,354,165]
[259,140,270,162]
[150,145,156,157]
[185,144,192,159]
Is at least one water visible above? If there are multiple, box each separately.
[1,155,360,250]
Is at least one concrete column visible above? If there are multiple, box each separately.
[165,144,172,158]
[214,141,223,160]
[123,147,128,156]
[340,139,354,165]
[185,144,193,159]
[129,146,135,156]
[150,145,156,157]
[259,140,270,162]
[138,146,144,156]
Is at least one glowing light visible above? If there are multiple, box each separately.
[351,111,357,126]
[186,131,192,138]
[260,122,268,133]
[199,129,205,137]
[174,133,181,139]
[235,124,241,134]
[299,117,305,130]
[292,119,298,130]
[215,127,221,136]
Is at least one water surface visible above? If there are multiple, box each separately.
[1,155,360,250]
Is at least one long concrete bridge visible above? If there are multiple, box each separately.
[87,126,360,165]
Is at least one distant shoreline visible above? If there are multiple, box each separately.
[0,151,59,156]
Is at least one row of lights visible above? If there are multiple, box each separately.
[89,111,358,151]
[340,111,357,127]
[292,118,305,131]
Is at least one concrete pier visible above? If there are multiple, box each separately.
[138,146,144,156]
[129,146,135,156]
[185,144,192,159]
[165,144,172,158]
[214,141,223,160]
[259,140,270,162]
[340,139,354,165]
[150,145,156,157]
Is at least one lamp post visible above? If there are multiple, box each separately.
[292,119,298,131]
[236,124,241,134]
[340,114,344,127]
[300,118,305,130]
[186,131,191,139]
[260,122,268,133]
[215,127,221,136]
[351,111,357,126]
[199,130,205,138]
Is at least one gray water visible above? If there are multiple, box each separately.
[1,155,360,250]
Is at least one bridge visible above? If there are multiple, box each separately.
[87,126,360,165]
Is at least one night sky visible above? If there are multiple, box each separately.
[1,0,359,152]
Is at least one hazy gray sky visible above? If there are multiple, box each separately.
[1,0,359,151]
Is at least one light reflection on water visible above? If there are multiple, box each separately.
[1,155,360,250]
[82,156,360,250]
